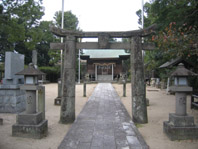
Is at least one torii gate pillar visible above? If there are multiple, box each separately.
[131,36,148,123]
[60,35,76,124]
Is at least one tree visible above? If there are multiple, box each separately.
[53,10,79,30]
[48,11,80,66]
[136,0,198,77]
[36,21,57,66]
[0,0,44,63]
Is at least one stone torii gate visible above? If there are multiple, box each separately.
[50,24,156,124]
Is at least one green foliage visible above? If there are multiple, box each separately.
[36,21,57,66]
[0,63,4,71]
[39,66,60,82]
[54,10,79,30]
[0,0,44,63]
[0,0,80,68]
[39,66,60,74]
[47,11,80,66]
[152,22,197,57]
[136,0,198,81]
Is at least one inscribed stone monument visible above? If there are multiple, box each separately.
[0,52,26,113]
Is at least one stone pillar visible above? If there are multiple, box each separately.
[32,50,37,67]
[166,77,170,94]
[83,82,86,97]
[112,64,114,81]
[60,35,76,124]
[38,86,45,120]
[123,80,126,97]
[54,79,62,105]
[130,36,148,124]
[95,64,97,81]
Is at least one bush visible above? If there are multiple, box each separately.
[39,66,60,82]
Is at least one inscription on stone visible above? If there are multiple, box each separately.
[27,96,32,104]
[98,33,110,49]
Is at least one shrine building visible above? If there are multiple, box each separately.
[80,49,130,81]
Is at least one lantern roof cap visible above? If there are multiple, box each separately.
[171,63,198,77]
[16,63,45,76]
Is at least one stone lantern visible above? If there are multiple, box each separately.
[163,63,198,140]
[12,63,48,139]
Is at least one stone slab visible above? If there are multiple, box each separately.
[58,83,148,149]
[0,89,26,113]
[12,119,48,139]
[17,112,43,125]
[3,52,24,85]
[164,121,198,141]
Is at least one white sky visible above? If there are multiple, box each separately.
[42,0,150,32]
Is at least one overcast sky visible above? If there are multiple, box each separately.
[42,0,150,32]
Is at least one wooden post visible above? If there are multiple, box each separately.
[131,36,148,124]
[38,86,45,120]
[60,35,76,124]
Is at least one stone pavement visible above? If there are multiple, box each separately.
[59,83,148,149]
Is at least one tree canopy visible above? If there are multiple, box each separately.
[137,0,198,79]
[0,0,79,67]
[0,0,44,62]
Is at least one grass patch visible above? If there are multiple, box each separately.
[135,123,144,128]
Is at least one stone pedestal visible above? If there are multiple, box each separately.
[0,85,25,113]
[12,85,48,139]
[54,79,61,105]
[12,112,48,139]
[163,113,198,140]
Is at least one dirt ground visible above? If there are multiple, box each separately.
[0,83,97,149]
[0,83,198,149]
[113,83,198,149]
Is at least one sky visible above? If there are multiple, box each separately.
[42,0,150,32]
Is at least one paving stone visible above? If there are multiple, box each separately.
[77,143,91,149]
[58,83,148,149]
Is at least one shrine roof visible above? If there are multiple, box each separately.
[81,49,130,59]
[159,57,194,69]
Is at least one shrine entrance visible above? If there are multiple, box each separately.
[50,24,156,124]
[96,63,114,81]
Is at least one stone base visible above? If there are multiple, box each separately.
[0,85,25,113]
[169,113,194,127]
[54,97,61,105]
[17,112,43,125]
[12,119,48,139]
[163,121,198,140]
[0,118,3,125]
